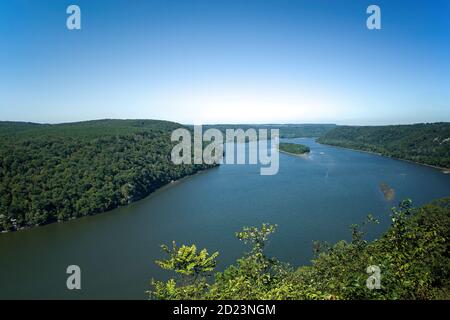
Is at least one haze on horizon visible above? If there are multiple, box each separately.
[1,0,449,126]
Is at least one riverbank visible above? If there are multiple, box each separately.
[317,140,450,174]
[0,164,219,234]
[278,149,310,159]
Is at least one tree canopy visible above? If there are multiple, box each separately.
[200,124,336,138]
[279,142,310,155]
[0,120,213,232]
[150,197,450,300]
[318,123,450,168]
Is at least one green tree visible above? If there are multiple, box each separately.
[149,198,450,300]
[149,241,219,300]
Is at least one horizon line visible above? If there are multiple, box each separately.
[1,118,449,127]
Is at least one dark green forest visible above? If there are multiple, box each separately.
[150,197,450,300]
[0,120,212,232]
[279,142,310,155]
[2,120,448,234]
[201,124,336,138]
[318,123,450,169]
[0,121,337,232]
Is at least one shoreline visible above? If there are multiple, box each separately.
[316,140,450,173]
[278,148,310,158]
[0,165,218,235]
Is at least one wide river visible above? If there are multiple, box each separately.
[1,138,449,299]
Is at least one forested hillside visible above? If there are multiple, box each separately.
[0,120,212,232]
[201,124,336,138]
[317,123,450,169]
[150,197,450,300]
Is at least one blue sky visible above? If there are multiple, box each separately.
[0,0,449,125]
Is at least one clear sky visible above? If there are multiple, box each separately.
[0,0,449,125]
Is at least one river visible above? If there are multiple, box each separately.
[0,138,449,299]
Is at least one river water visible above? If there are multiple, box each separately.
[0,138,449,299]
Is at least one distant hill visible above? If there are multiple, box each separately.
[0,119,183,137]
[0,121,43,135]
[0,119,212,232]
[200,124,337,138]
[317,123,450,169]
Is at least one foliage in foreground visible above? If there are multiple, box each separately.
[149,198,450,300]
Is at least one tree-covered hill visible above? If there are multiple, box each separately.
[317,123,450,169]
[0,120,212,232]
[201,124,336,138]
[150,197,450,300]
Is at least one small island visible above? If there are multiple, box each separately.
[278,142,310,156]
